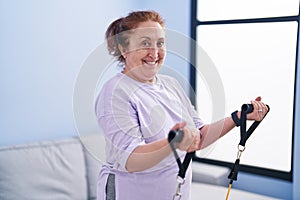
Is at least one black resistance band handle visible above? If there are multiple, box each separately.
[168,129,195,179]
[168,129,184,143]
[242,104,254,113]
[239,104,270,147]
[241,103,270,114]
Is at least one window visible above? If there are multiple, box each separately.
[190,0,300,181]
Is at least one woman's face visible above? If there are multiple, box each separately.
[121,21,166,84]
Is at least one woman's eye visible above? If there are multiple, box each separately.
[142,41,150,47]
[157,41,165,48]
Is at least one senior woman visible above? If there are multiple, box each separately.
[94,10,268,200]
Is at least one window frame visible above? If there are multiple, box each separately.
[189,0,300,181]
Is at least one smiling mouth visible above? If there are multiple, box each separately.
[143,60,158,66]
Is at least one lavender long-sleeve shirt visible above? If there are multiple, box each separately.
[95,73,204,200]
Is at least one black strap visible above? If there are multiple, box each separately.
[239,104,258,146]
[179,152,194,179]
[231,111,240,127]
[228,103,270,182]
[239,104,270,146]
[228,158,240,181]
[168,130,194,179]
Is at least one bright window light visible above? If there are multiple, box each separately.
[195,22,297,172]
[197,0,299,21]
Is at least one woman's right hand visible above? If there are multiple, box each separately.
[170,122,201,152]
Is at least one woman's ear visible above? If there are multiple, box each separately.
[118,44,127,59]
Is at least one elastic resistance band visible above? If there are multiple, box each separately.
[226,104,270,200]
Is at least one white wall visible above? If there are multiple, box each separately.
[0,0,143,145]
[0,0,189,146]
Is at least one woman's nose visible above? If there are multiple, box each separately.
[147,47,159,59]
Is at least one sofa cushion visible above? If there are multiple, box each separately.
[0,138,88,200]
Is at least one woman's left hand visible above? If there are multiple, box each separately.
[247,96,269,121]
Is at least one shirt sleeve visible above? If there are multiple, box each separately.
[97,114,145,172]
[95,79,145,172]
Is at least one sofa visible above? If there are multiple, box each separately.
[0,133,279,200]
[0,134,102,200]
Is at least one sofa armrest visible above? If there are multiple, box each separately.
[79,133,105,200]
[192,162,230,186]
